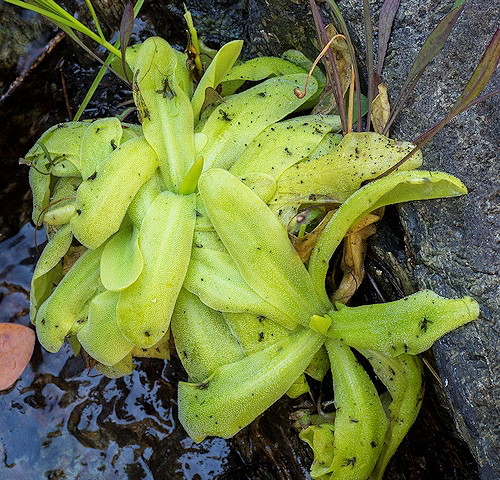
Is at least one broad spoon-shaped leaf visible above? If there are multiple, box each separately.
[360,350,424,480]
[308,170,469,305]
[36,244,104,353]
[184,246,297,329]
[324,290,479,355]
[77,290,134,366]
[79,117,123,180]
[191,40,243,120]
[171,289,245,382]
[274,132,422,204]
[199,168,328,326]
[117,191,196,347]
[71,137,158,249]
[100,226,144,291]
[178,326,323,442]
[322,339,388,480]
[198,74,318,171]
[133,37,195,191]
[30,224,72,323]
[229,115,342,178]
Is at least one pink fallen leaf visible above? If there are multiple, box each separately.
[0,323,36,391]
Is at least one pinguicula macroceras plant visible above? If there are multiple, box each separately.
[8,0,499,478]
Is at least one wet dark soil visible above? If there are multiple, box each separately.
[0,5,480,479]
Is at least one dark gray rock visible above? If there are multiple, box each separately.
[243,0,500,476]
[336,0,500,478]
[0,4,51,95]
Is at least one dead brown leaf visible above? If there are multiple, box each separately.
[332,211,382,304]
[371,83,391,134]
[199,85,224,118]
[312,24,353,115]
[0,323,36,391]
[291,210,335,263]
[325,24,353,96]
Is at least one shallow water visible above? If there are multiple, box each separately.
[0,223,236,479]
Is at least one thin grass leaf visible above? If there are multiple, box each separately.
[74,0,146,120]
[63,28,127,82]
[184,9,201,54]
[35,0,77,23]
[415,29,500,143]
[5,0,122,57]
[377,0,401,79]
[378,30,499,178]
[309,0,347,133]
[5,0,82,29]
[324,0,363,130]
[405,6,464,90]
[74,62,109,121]
[459,86,500,112]
[449,29,500,117]
[184,8,203,77]
[84,0,106,41]
[383,5,464,134]
[362,0,374,131]
[39,0,115,54]
[120,1,134,83]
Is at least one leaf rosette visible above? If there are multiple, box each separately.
[13,2,495,478]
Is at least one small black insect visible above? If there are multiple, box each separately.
[419,317,433,332]
[219,109,232,122]
[341,457,356,468]
[156,77,175,99]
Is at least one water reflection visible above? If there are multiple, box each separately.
[0,224,232,479]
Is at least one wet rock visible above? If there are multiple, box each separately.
[0,4,51,94]
[244,0,317,58]
[334,0,500,478]
[146,0,317,57]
